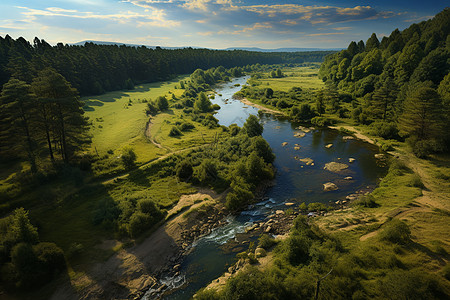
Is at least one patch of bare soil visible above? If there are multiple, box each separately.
[51,190,227,300]
[239,98,285,115]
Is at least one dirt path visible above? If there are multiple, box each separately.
[239,98,286,115]
[51,190,225,300]
[145,117,166,150]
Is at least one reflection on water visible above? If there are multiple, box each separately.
[154,77,387,299]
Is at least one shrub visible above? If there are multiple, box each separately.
[121,147,137,169]
[128,212,152,238]
[353,195,378,208]
[311,116,335,127]
[33,242,66,275]
[169,126,182,137]
[258,234,277,250]
[156,96,169,111]
[178,122,195,131]
[407,174,424,188]
[137,199,163,218]
[379,219,411,245]
[176,160,194,181]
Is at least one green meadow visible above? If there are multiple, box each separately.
[83,75,189,162]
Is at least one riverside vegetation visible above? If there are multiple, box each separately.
[196,8,450,300]
[0,52,289,297]
[0,8,449,300]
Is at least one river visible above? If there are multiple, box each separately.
[144,76,387,299]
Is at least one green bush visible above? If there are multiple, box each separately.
[311,116,335,127]
[169,126,182,137]
[258,234,277,249]
[121,147,137,169]
[353,195,378,208]
[128,212,152,238]
[379,219,411,245]
[407,174,425,188]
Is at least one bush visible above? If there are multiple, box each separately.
[178,122,195,131]
[121,147,137,169]
[353,195,378,208]
[311,116,335,127]
[379,219,411,245]
[258,234,277,249]
[176,160,193,181]
[128,212,152,238]
[407,174,424,188]
[369,121,400,140]
[169,126,182,137]
[33,242,66,275]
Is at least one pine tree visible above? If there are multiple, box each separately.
[194,92,211,112]
[0,78,37,171]
[399,87,443,140]
[31,68,89,163]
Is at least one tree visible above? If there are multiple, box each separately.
[194,92,212,112]
[264,88,273,98]
[121,147,137,169]
[399,87,443,141]
[0,79,37,171]
[31,68,89,163]
[156,96,168,111]
[243,115,263,137]
[365,33,380,51]
[371,83,397,120]
[315,90,325,115]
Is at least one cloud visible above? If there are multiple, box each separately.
[332,27,352,31]
[217,22,272,35]
[181,0,211,12]
[227,4,397,24]
[16,6,180,27]
[306,32,345,37]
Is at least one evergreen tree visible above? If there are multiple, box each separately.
[0,79,37,171]
[243,115,263,137]
[365,33,380,51]
[194,92,211,112]
[399,87,443,140]
[31,68,89,163]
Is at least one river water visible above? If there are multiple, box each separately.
[145,76,387,299]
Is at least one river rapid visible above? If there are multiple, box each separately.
[144,76,387,299]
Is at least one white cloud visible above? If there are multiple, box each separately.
[16,6,180,27]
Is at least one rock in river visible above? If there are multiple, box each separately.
[325,144,333,148]
[348,158,356,163]
[282,142,288,147]
[323,182,338,192]
[324,162,349,172]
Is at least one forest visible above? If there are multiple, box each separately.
[0,6,449,300]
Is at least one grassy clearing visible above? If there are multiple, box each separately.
[83,75,189,159]
[257,65,324,92]
[149,109,224,151]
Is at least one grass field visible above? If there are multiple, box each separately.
[83,75,189,162]
[257,65,324,91]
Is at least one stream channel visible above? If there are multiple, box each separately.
[144,76,388,299]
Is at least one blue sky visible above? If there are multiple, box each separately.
[0,0,447,48]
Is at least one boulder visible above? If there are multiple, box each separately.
[265,226,272,233]
[374,153,385,159]
[294,132,306,138]
[344,176,353,180]
[325,143,333,148]
[285,202,295,206]
[298,157,314,165]
[282,142,288,147]
[323,182,338,192]
[343,136,354,140]
[276,210,284,214]
[348,158,356,163]
[324,162,349,172]
[294,146,301,150]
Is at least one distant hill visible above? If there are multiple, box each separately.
[72,41,341,52]
[224,47,343,52]
[71,40,203,50]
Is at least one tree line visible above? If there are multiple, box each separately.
[0,35,334,97]
[318,8,449,157]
